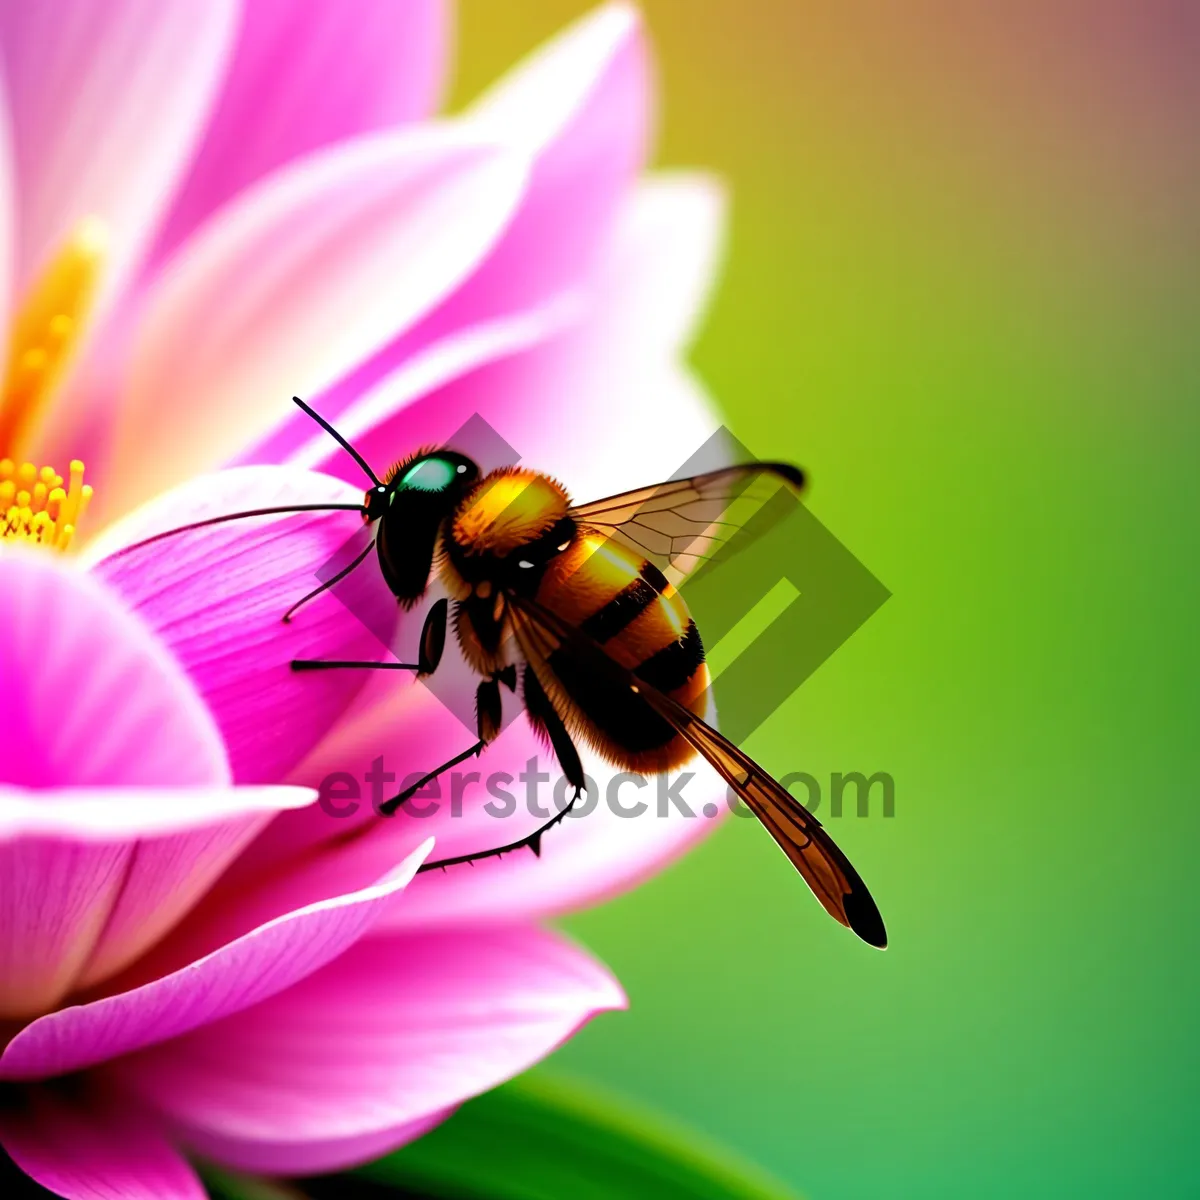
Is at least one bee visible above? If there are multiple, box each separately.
[120,398,886,948]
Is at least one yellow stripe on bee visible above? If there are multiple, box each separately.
[452,468,568,556]
[538,533,641,626]
[608,590,692,669]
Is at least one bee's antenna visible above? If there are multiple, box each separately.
[292,395,381,487]
[100,502,368,560]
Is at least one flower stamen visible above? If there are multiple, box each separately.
[1,458,92,550]
[0,217,107,458]
[0,218,106,549]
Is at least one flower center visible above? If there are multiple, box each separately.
[0,457,92,550]
[0,218,105,550]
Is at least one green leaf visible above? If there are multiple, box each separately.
[202,1165,308,1200]
[354,1073,802,1200]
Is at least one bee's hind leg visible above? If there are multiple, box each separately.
[415,665,586,872]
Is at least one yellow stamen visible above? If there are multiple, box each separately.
[1,457,92,551]
[0,217,107,460]
[0,218,106,550]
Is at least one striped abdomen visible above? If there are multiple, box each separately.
[531,531,711,772]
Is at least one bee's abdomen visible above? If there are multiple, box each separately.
[536,534,709,770]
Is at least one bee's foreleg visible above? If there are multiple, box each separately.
[417,598,449,676]
[281,538,375,623]
[290,597,449,675]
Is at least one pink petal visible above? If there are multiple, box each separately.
[154,0,450,260]
[0,548,227,790]
[0,1083,204,1200]
[290,689,729,931]
[71,786,316,992]
[0,787,313,844]
[446,170,724,502]
[207,686,725,948]
[198,655,553,909]
[106,130,527,519]
[303,177,723,499]
[601,172,727,355]
[0,785,312,1023]
[386,747,728,930]
[441,0,652,318]
[0,841,433,1082]
[0,0,236,304]
[283,685,552,863]
[0,820,127,1019]
[312,321,721,545]
[253,1,651,468]
[284,295,580,477]
[87,466,402,784]
[151,1111,450,1179]
[111,927,624,1174]
[0,86,13,345]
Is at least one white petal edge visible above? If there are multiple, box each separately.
[0,786,316,843]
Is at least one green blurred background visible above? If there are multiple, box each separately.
[451,4,1200,1197]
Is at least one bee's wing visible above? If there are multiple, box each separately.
[506,589,887,948]
[567,463,804,585]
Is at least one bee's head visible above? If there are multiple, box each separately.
[369,450,481,604]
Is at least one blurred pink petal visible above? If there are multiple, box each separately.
[0,549,227,789]
[285,295,581,475]
[0,1084,204,1200]
[288,686,542,859]
[0,87,12,346]
[455,174,725,501]
[257,1,651,469]
[0,0,236,304]
[169,1112,451,1180]
[154,0,451,259]
[306,177,723,500]
[89,466,399,784]
[453,0,651,316]
[0,841,432,1082]
[604,173,727,355]
[107,131,528,517]
[111,928,624,1174]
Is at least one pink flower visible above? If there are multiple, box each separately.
[0,551,623,1198]
[1,1,729,1194]
[83,0,729,929]
[5,0,727,903]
